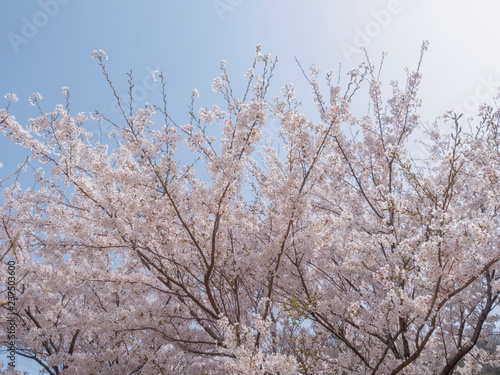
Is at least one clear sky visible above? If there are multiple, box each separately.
[2,0,500,372]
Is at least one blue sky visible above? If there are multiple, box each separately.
[2,0,500,372]
[2,0,500,176]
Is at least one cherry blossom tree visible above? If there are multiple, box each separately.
[1,43,500,374]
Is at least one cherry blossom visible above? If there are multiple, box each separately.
[1,44,500,374]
